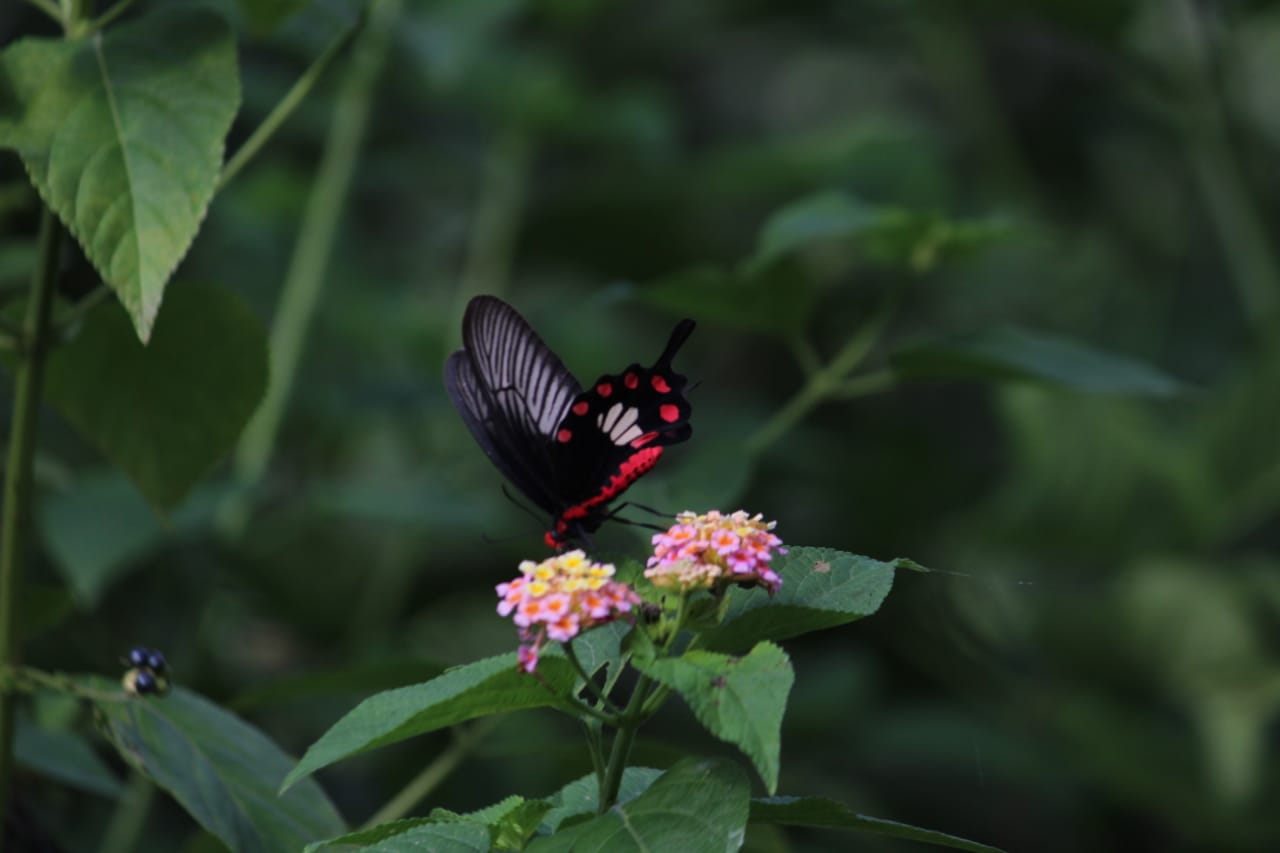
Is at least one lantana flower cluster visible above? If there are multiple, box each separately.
[645,510,785,594]
[496,550,639,673]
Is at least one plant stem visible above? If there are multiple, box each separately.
[445,126,532,355]
[599,674,653,810]
[217,0,399,537]
[361,719,495,828]
[84,0,138,35]
[22,0,63,24]
[1174,0,1280,329]
[0,207,62,827]
[97,772,154,853]
[745,282,902,456]
[217,17,365,192]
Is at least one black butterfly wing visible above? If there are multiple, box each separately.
[444,296,583,516]
[549,319,695,530]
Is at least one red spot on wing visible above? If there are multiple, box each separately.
[624,372,639,389]
[572,401,589,416]
[651,375,671,393]
[557,428,572,443]
[659,404,680,423]
[631,431,657,448]
[597,383,613,397]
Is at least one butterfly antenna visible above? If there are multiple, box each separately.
[500,484,549,533]
[654,319,696,367]
[611,501,675,521]
[610,516,668,534]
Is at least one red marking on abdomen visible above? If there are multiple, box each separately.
[557,428,572,443]
[572,401,589,416]
[651,375,670,393]
[597,383,613,397]
[551,446,665,536]
[625,372,639,389]
[659,404,680,423]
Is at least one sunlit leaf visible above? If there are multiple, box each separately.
[701,546,900,652]
[283,654,578,791]
[634,642,793,792]
[0,8,239,340]
[525,759,750,853]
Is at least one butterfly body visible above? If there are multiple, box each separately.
[445,296,695,547]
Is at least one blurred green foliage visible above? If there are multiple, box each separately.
[3,0,1280,850]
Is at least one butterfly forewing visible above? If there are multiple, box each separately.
[445,297,583,515]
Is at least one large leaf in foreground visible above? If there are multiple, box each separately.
[307,819,492,852]
[526,759,749,853]
[283,654,578,791]
[635,642,793,793]
[93,682,345,853]
[44,284,268,509]
[751,796,1008,853]
[891,326,1184,397]
[701,546,902,652]
[0,7,240,340]
[539,768,663,833]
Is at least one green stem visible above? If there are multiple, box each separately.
[217,17,365,192]
[83,0,138,35]
[1174,0,1280,329]
[745,282,902,456]
[52,284,111,338]
[218,0,399,537]
[831,368,896,400]
[97,773,154,853]
[445,127,532,355]
[0,207,62,824]
[599,674,653,811]
[22,0,63,23]
[361,719,495,828]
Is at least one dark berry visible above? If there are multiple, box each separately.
[133,670,157,695]
[127,647,148,668]
[144,650,167,674]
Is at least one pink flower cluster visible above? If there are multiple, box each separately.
[645,510,785,594]
[497,550,640,673]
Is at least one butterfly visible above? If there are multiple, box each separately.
[445,295,695,548]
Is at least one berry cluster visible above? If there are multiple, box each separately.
[122,646,170,696]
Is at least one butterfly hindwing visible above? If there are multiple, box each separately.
[549,320,695,529]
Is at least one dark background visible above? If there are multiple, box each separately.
[3,0,1279,850]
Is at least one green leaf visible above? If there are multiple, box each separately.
[236,0,317,35]
[93,682,347,853]
[891,326,1184,397]
[283,654,578,792]
[750,797,1008,853]
[526,758,750,853]
[752,190,879,267]
[15,717,122,798]
[0,7,240,340]
[638,261,815,338]
[18,582,74,640]
[306,819,491,852]
[750,190,1009,274]
[634,642,793,793]
[701,546,899,652]
[43,284,268,509]
[229,658,447,713]
[36,471,219,604]
[539,767,663,833]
